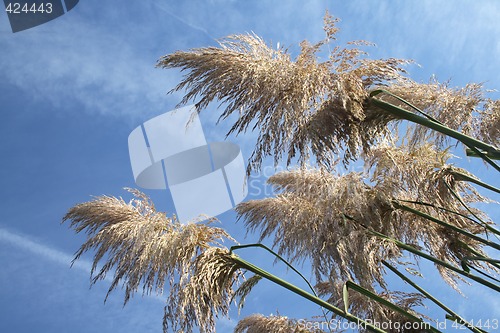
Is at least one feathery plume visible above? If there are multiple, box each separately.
[366,142,489,210]
[237,163,495,291]
[235,314,326,333]
[237,169,401,289]
[164,247,243,333]
[158,14,410,172]
[158,14,499,173]
[477,98,500,146]
[63,189,241,333]
[233,275,263,314]
[365,142,494,286]
[380,79,485,147]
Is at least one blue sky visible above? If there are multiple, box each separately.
[0,1,499,332]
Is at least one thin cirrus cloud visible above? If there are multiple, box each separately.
[0,226,241,332]
[151,2,215,40]
[0,0,332,123]
[0,226,169,304]
[340,0,500,84]
[0,226,175,333]
[0,4,182,121]
[0,226,93,277]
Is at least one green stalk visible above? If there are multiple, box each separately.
[230,243,317,296]
[369,90,499,154]
[466,145,500,170]
[229,254,388,333]
[366,227,500,292]
[344,281,440,333]
[371,88,444,124]
[466,148,500,160]
[442,182,500,238]
[373,89,499,168]
[342,214,500,291]
[382,261,487,333]
[393,201,500,251]
[397,199,500,237]
[451,171,500,195]
[369,90,500,171]
[461,257,500,282]
[230,243,336,333]
[467,266,500,283]
[459,242,500,271]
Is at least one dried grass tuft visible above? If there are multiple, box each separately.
[237,169,400,289]
[164,247,243,333]
[477,99,500,146]
[235,314,326,333]
[381,79,484,148]
[365,143,495,287]
[158,13,499,173]
[157,13,410,172]
[63,189,241,333]
[232,274,262,314]
[237,156,495,291]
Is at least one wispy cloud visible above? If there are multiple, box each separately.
[0,3,185,122]
[0,226,171,333]
[151,2,215,40]
[339,0,500,86]
[0,226,241,333]
[0,0,333,125]
[0,227,93,275]
[0,226,176,303]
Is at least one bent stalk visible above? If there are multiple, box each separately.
[382,261,487,333]
[369,90,500,171]
[229,253,388,333]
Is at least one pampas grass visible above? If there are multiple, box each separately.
[63,189,241,333]
[235,314,325,333]
[157,13,411,171]
[158,11,500,172]
[237,152,495,291]
[64,12,500,333]
[477,99,500,146]
[237,169,400,289]
[382,79,483,147]
[164,247,242,333]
